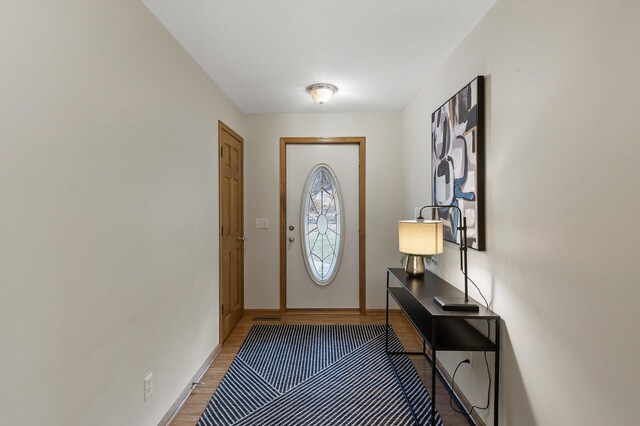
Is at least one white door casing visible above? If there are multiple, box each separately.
[286,144,359,308]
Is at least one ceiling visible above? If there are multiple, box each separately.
[142,0,496,113]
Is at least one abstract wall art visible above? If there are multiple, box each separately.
[431,76,485,251]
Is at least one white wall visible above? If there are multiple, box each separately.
[0,1,242,425]
[243,113,403,310]
[4,0,638,424]
[401,0,640,424]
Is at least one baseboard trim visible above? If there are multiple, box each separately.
[284,308,361,314]
[159,344,221,426]
[244,309,401,317]
[366,308,401,315]
[400,312,485,426]
[244,309,281,317]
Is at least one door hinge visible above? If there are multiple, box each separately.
[220,146,224,157]
[221,226,224,236]
[221,304,224,315]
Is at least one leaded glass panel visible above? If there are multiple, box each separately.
[301,164,344,285]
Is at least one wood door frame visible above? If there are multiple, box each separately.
[279,137,366,315]
[218,120,244,342]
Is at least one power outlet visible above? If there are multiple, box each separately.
[144,373,153,401]
[465,351,473,364]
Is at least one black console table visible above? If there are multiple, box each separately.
[385,268,501,426]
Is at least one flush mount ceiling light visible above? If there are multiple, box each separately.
[306,83,338,104]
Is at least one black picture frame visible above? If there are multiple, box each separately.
[431,76,485,251]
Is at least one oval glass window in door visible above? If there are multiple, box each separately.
[300,164,344,285]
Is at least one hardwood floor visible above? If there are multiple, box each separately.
[169,310,470,426]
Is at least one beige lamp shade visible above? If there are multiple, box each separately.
[398,220,444,255]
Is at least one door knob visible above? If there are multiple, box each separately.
[288,236,295,242]
[238,236,246,241]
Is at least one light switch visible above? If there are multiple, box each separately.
[255,218,269,229]
[144,373,153,401]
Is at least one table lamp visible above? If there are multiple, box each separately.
[398,204,479,312]
[398,220,443,276]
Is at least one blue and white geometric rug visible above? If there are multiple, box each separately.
[197,324,443,426]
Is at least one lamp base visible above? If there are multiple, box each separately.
[434,296,479,312]
[404,255,425,276]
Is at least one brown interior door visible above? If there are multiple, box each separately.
[219,122,244,342]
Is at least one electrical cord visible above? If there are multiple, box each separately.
[452,273,493,414]
[467,275,489,310]
[449,359,470,414]
[470,350,492,413]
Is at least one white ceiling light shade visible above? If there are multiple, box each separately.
[306,83,338,104]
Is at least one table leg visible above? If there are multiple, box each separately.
[431,322,437,426]
[385,272,389,353]
[385,293,389,352]
[494,318,501,426]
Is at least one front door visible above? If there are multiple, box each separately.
[285,144,359,309]
[219,122,244,342]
